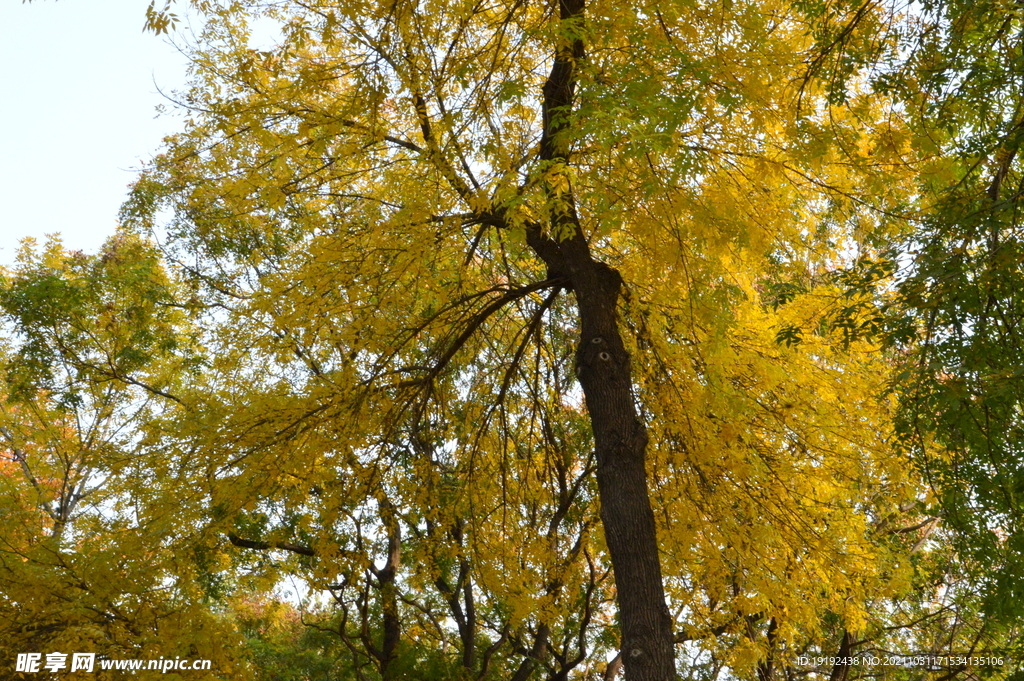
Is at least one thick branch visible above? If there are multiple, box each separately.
[226,533,315,557]
[828,630,854,681]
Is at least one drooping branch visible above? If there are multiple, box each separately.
[398,277,569,388]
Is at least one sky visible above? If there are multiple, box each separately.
[0,0,192,265]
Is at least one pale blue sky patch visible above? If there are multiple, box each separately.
[0,0,191,263]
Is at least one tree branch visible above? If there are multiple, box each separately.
[226,533,315,556]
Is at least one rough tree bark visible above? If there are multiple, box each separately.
[523,0,678,678]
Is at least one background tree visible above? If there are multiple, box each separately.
[887,0,1024,630]
[0,235,242,677]
[806,0,1024,654]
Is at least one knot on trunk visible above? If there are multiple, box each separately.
[575,333,628,384]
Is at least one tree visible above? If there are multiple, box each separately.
[0,235,244,676]
[111,0,961,678]
[888,0,1024,626]
[803,0,1024,643]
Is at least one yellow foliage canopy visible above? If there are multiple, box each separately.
[6,0,997,678]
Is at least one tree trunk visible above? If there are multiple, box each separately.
[525,1,679,677]
[571,251,677,681]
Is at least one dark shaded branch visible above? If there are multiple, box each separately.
[510,624,550,681]
[604,653,623,681]
[400,277,568,387]
[474,626,510,681]
[756,617,779,681]
[675,612,762,643]
[226,532,315,557]
[329,117,424,154]
[828,630,853,681]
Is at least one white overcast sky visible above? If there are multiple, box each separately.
[0,0,191,264]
